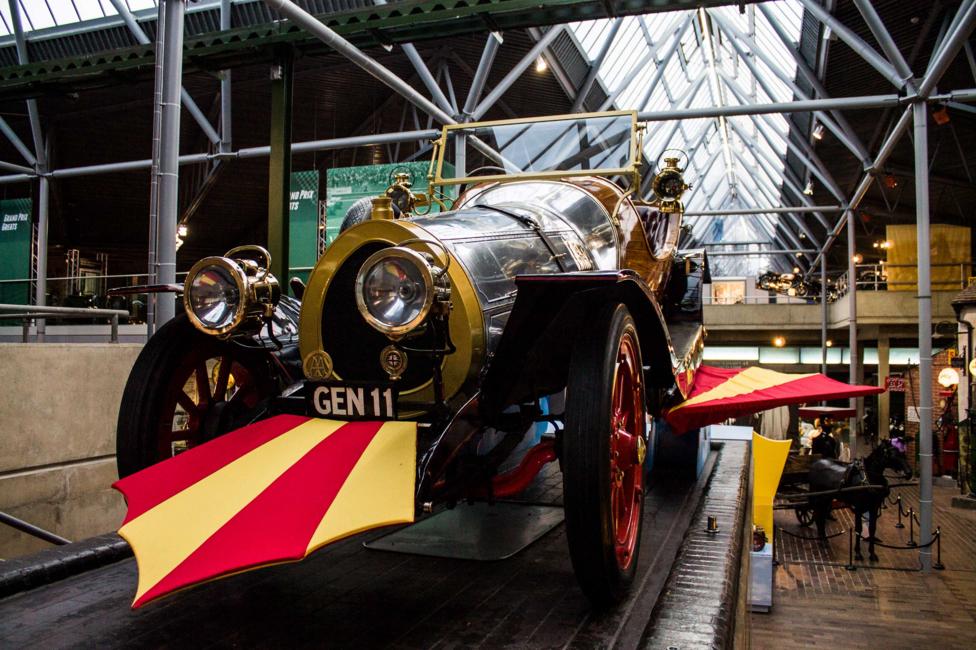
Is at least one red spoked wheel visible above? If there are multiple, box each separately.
[609,332,645,571]
[117,314,274,478]
[563,302,647,606]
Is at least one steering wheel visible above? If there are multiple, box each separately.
[388,165,415,187]
[655,149,689,173]
[458,165,510,195]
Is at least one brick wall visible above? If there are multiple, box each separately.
[904,347,955,473]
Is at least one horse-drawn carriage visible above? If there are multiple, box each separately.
[773,405,913,561]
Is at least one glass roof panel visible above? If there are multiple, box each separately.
[569,1,806,276]
[0,0,211,38]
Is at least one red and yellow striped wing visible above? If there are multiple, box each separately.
[664,365,884,433]
[113,415,416,608]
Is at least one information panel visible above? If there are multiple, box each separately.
[325,162,455,248]
[288,170,320,285]
[0,198,32,306]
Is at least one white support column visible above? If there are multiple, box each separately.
[914,101,934,571]
[821,254,828,375]
[878,333,890,439]
[847,208,859,459]
[155,0,187,326]
[220,0,233,153]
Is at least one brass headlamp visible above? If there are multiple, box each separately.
[651,156,689,214]
[355,242,451,339]
[183,245,280,337]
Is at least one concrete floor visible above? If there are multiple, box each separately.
[751,483,976,649]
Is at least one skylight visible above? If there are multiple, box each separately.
[569,1,806,277]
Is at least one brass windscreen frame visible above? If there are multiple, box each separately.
[430,111,641,189]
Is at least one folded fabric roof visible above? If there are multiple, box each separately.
[664,365,883,433]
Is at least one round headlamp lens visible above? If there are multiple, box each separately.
[358,250,432,334]
[188,264,241,331]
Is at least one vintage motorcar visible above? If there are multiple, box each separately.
[757,270,837,302]
[114,111,707,606]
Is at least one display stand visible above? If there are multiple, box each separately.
[365,502,564,561]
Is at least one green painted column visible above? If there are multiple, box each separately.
[267,47,294,281]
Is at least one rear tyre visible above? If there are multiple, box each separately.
[116,314,274,478]
[563,302,647,606]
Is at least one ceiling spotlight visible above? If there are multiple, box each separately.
[535,57,548,73]
[177,224,188,238]
[803,180,814,195]
[812,124,825,140]
[773,336,786,348]
[852,253,864,264]
[792,266,801,274]
[826,339,833,348]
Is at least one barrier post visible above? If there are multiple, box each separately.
[933,527,945,570]
[846,528,856,571]
[894,495,905,528]
[907,507,917,547]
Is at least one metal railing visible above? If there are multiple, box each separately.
[0,510,71,546]
[835,262,970,297]
[0,304,129,342]
[703,294,814,306]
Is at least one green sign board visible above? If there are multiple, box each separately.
[325,162,455,248]
[0,198,32,306]
[288,170,320,285]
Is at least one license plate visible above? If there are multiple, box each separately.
[305,381,398,420]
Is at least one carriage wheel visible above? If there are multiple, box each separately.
[795,507,814,527]
[116,314,274,478]
[563,302,647,606]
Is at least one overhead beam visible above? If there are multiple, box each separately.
[462,33,501,118]
[706,249,817,256]
[107,0,221,145]
[264,0,454,125]
[571,18,623,112]
[797,0,909,89]
[758,3,869,158]
[713,12,870,163]
[470,26,565,121]
[685,206,844,216]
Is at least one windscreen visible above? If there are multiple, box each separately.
[437,112,636,185]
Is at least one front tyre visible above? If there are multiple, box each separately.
[116,314,274,478]
[563,302,647,606]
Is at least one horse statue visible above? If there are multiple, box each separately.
[808,439,913,561]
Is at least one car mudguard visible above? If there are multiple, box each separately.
[479,270,699,421]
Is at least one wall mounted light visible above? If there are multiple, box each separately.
[772,336,786,348]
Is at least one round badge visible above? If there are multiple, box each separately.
[380,345,407,380]
[303,350,334,380]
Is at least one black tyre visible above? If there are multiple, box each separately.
[563,302,647,606]
[116,314,274,478]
